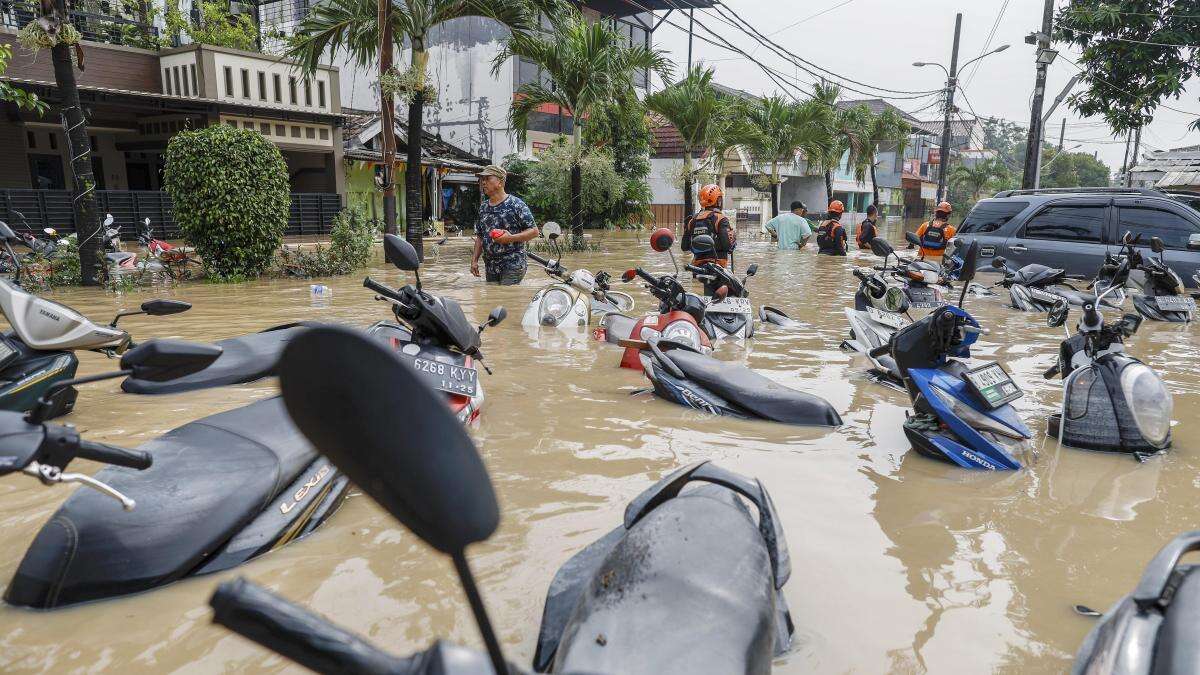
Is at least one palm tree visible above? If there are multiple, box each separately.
[863,108,911,210]
[949,159,1007,202]
[496,13,671,241]
[644,65,725,218]
[289,0,541,258]
[808,83,866,208]
[743,94,832,218]
[35,0,104,285]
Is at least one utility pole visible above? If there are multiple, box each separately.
[1120,130,1132,186]
[687,9,694,69]
[936,13,962,203]
[1057,118,1066,152]
[1021,0,1055,189]
[1126,126,1142,187]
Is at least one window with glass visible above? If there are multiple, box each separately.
[959,201,1028,234]
[1023,205,1106,242]
[258,72,267,100]
[224,66,234,96]
[241,69,251,98]
[289,77,298,104]
[1118,206,1200,249]
[273,74,282,102]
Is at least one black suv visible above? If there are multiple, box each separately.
[956,188,1200,287]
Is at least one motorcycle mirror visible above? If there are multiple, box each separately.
[279,325,498,553]
[486,306,506,327]
[0,221,17,243]
[119,339,222,382]
[621,269,636,283]
[990,257,1006,269]
[142,218,150,227]
[141,299,192,316]
[715,285,729,299]
[649,227,674,253]
[957,240,980,283]
[1150,236,1165,254]
[1047,301,1069,328]
[905,231,921,247]
[103,214,114,227]
[1122,230,1133,244]
[42,228,56,236]
[745,263,758,276]
[384,234,421,272]
[869,237,894,259]
[542,221,561,241]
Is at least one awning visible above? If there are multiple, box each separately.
[344,147,484,172]
[585,0,717,19]
[1158,171,1200,189]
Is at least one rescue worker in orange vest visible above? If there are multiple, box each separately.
[682,184,736,294]
[856,204,879,250]
[815,200,848,256]
[915,201,956,262]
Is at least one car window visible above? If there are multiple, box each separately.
[959,201,1028,233]
[1117,206,1199,249]
[1022,205,1106,243]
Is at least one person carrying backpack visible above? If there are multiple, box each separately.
[816,200,848,256]
[916,201,956,262]
[682,184,736,293]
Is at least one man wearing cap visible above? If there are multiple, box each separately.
[472,164,539,285]
[763,200,812,250]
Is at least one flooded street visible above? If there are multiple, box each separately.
[1,228,1197,674]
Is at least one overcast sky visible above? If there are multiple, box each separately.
[647,0,1200,174]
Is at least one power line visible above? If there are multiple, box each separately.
[1059,53,1200,118]
[765,0,858,37]
[962,0,1010,90]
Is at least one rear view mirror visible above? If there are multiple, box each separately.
[990,257,1006,269]
[141,299,192,316]
[119,339,222,382]
[486,306,506,327]
[384,234,420,272]
[278,325,498,554]
[649,228,674,253]
[1151,236,1165,253]
[745,264,758,276]
[1122,230,1133,244]
[1047,301,1069,328]
[43,228,56,236]
[869,237,894,258]
[622,269,636,283]
[103,214,114,227]
[905,231,921,247]
[542,222,561,241]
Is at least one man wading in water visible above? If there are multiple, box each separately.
[471,165,539,285]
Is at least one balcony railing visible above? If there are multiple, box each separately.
[0,189,342,239]
[1,0,160,49]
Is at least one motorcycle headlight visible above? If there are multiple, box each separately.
[884,286,909,313]
[539,289,573,325]
[661,320,702,348]
[1120,363,1172,447]
[931,386,1027,439]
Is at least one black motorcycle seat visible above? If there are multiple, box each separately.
[666,349,842,426]
[547,486,781,675]
[121,323,319,394]
[5,397,316,608]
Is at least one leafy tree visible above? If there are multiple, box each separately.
[1056,0,1200,131]
[163,125,290,279]
[644,65,729,217]
[583,91,654,227]
[743,94,833,218]
[502,142,626,230]
[497,12,671,240]
[949,159,1008,202]
[0,44,45,113]
[289,0,542,257]
[980,117,1027,174]
[807,83,870,207]
[1040,148,1111,188]
[863,108,911,209]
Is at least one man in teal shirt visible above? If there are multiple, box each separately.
[764,201,813,250]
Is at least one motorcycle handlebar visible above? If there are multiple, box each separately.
[635,268,659,286]
[528,251,551,268]
[77,440,152,470]
[362,277,405,304]
[211,579,412,674]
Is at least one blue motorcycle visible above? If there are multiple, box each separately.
[875,241,1031,470]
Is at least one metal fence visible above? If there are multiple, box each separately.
[1,1,160,47]
[0,190,342,239]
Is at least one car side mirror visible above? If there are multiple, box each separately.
[141,299,192,316]
[905,231,921,247]
[119,339,222,382]
[384,234,420,271]
[1189,234,1200,251]
[1047,301,1069,328]
[745,264,758,276]
[486,306,506,327]
[1151,236,1165,254]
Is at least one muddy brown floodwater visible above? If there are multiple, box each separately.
[0,229,1197,674]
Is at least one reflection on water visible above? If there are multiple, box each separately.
[0,228,1197,673]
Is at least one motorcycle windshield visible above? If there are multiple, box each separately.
[409,292,481,354]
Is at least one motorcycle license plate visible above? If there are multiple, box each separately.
[410,356,478,397]
[1155,295,1195,312]
[709,297,751,313]
[908,288,944,309]
[963,362,1022,409]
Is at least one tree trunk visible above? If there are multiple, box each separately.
[403,48,429,260]
[824,170,834,208]
[46,10,101,286]
[681,152,693,226]
[570,162,583,243]
[870,162,879,213]
[769,163,779,218]
[378,0,397,258]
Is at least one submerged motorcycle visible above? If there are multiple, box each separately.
[685,234,757,340]
[989,256,1112,312]
[1073,530,1200,675]
[842,236,949,390]
[627,336,842,426]
[881,242,1032,470]
[1043,253,1173,454]
[5,339,353,609]
[365,235,506,424]
[523,222,634,332]
[209,325,796,675]
[1129,235,1194,322]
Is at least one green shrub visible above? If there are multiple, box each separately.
[163,124,289,280]
[502,141,626,229]
[275,207,377,278]
[20,234,80,289]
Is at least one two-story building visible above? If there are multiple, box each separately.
[0,4,344,236]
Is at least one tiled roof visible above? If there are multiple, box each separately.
[838,98,925,128]
[650,117,708,159]
[344,112,489,164]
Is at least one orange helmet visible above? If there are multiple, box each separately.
[698,184,723,208]
[827,200,845,215]
[936,201,953,214]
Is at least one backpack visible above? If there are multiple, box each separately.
[688,210,735,254]
[816,220,843,251]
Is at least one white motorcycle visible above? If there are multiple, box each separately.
[522,222,634,332]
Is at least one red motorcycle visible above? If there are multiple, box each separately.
[596,228,712,370]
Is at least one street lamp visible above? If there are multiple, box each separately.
[913,43,1010,202]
